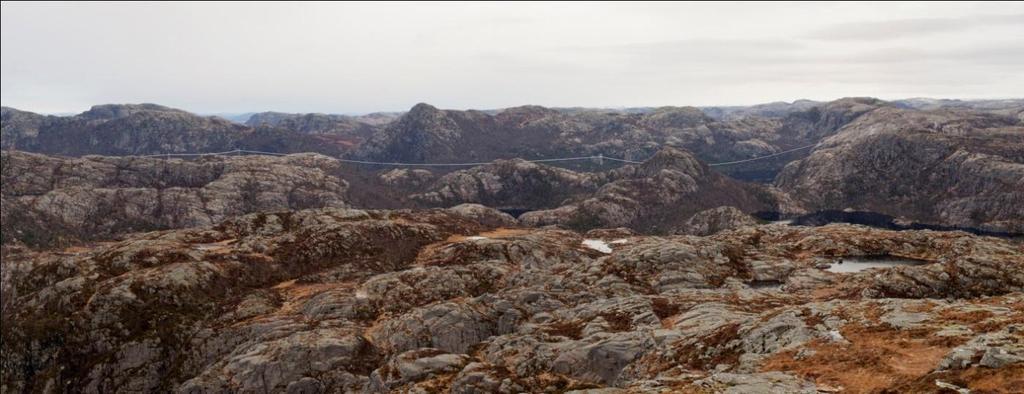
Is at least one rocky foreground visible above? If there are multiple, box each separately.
[2,206,1021,393]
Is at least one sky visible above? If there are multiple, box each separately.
[2,2,1023,114]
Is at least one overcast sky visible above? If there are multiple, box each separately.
[2,2,1022,114]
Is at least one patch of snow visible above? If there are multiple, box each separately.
[935,380,970,394]
[826,330,845,342]
[825,257,927,273]
[609,239,629,244]
[354,289,368,299]
[582,239,613,253]
[465,236,489,241]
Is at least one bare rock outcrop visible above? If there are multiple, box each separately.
[677,206,760,236]
[3,210,1021,393]
[519,148,783,233]
[411,158,606,209]
[1,151,348,247]
[776,107,1024,233]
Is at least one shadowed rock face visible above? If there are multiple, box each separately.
[403,147,788,234]
[1,151,349,247]
[518,148,787,233]
[2,209,1021,393]
[776,107,1024,233]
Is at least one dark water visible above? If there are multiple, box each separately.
[498,208,534,218]
[746,280,785,289]
[754,210,1022,239]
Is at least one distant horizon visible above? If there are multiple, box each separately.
[4,2,1022,115]
[6,95,1024,118]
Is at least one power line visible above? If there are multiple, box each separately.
[140,144,815,167]
[140,149,239,156]
[334,155,645,166]
[706,143,817,166]
[141,149,288,157]
[335,158,501,167]
[235,149,288,156]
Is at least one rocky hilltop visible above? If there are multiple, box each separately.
[409,158,610,210]
[2,104,249,155]
[244,112,386,146]
[776,107,1024,233]
[2,146,792,247]
[1,151,348,247]
[408,148,791,234]
[2,207,1021,393]
[517,148,789,233]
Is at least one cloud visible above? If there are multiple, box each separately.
[807,14,1024,41]
[1,3,1022,112]
[553,38,810,70]
[769,41,1023,69]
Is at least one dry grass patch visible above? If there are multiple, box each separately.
[761,324,957,393]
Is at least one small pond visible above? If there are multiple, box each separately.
[824,256,930,273]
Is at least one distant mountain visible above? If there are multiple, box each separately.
[243,111,390,150]
[1,104,249,155]
[245,111,400,128]
[700,99,821,120]
[201,112,256,123]
[0,104,373,157]
[892,98,1024,113]
[352,98,886,181]
[4,98,1021,186]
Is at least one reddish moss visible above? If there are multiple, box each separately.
[651,297,682,320]
[543,320,585,340]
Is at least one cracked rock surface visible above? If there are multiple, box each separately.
[2,207,1022,393]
